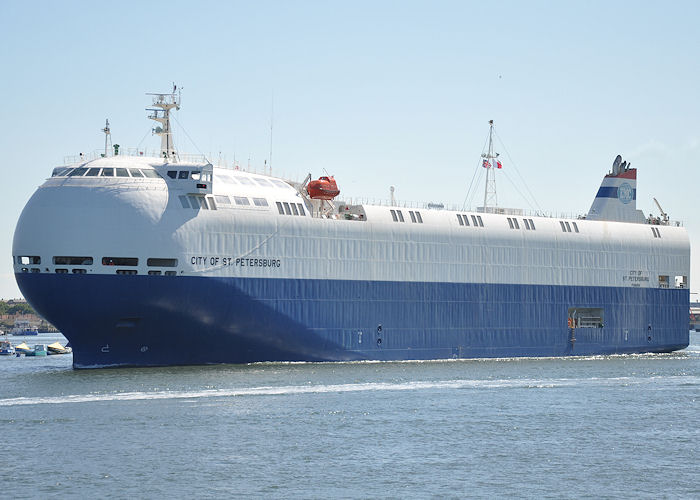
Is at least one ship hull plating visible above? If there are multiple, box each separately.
[15,273,689,368]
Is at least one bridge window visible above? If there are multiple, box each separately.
[101,168,114,177]
[235,196,250,206]
[141,169,161,179]
[397,210,405,222]
[178,171,189,179]
[85,168,100,176]
[572,222,579,233]
[253,198,269,207]
[68,168,88,176]
[276,202,284,214]
[215,195,231,205]
[116,168,129,177]
[129,169,144,178]
[52,167,69,177]
[283,202,292,215]
[390,209,398,222]
[416,212,423,223]
[296,203,305,215]
[167,171,177,179]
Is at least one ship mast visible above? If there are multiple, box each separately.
[102,119,112,157]
[147,84,181,160]
[482,119,499,210]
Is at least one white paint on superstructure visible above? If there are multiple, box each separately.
[12,155,690,292]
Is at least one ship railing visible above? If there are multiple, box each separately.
[62,149,209,166]
[338,197,591,221]
[338,196,685,225]
[645,217,683,227]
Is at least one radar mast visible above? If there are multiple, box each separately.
[102,119,112,157]
[147,84,181,160]
[482,120,500,209]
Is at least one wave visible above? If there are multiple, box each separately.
[1,375,697,407]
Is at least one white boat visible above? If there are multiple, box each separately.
[0,340,15,355]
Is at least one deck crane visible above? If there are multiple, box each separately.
[653,197,669,225]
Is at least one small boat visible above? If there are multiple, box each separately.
[47,342,72,355]
[25,344,47,357]
[11,321,39,336]
[307,176,340,200]
[14,342,33,355]
[0,340,14,355]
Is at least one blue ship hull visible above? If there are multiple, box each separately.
[15,273,689,368]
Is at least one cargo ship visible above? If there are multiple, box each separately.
[12,89,690,368]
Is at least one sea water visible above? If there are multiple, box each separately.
[0,332,698,499]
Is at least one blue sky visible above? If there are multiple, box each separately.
[1,0,699,299]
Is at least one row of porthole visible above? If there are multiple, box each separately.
[15,256,178,267]
[20,267,178,276]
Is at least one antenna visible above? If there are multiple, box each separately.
[102,119,112,157]
[147,83,181,160]
[482,120,499,209]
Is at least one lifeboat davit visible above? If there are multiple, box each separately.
[306,176,340,200]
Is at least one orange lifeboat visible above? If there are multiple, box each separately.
[306,176,340,200]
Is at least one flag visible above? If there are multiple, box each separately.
[482,159,490,168]
[496,160,502,169]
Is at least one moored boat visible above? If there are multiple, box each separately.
[0,340,15,355]
[14,342,33,355]
[47,341,72,355]
[11,320,39,336]
[25,344,47,357]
